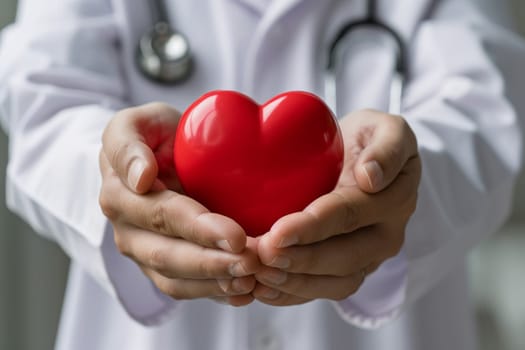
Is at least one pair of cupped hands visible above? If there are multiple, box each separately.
[99,102,421,307]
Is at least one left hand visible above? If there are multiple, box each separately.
[253,109,421,305]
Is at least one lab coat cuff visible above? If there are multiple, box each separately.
[100,221,179,326]
[332,251,408,329]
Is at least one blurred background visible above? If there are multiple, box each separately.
[0,1,524,349]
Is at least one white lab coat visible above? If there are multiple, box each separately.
[1,0,524,349]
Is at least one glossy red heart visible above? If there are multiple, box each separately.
[174,90,344,237]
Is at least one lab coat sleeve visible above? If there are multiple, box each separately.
[0,0,177,325]
[334,1,525,328]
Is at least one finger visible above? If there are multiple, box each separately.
[211,295,256,307]
[261,156,420,248]
[351,111,418,193]
[252,284,310,306]
[255,267,365,300]
[100,169,248,252]
[116,226,260,279]
[141,267,254,299]
[216,276,257,295]
[102,103,181,193]
[258,226,400,276]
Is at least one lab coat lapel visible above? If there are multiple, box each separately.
[229,0,305,22]
[232,0,273,14]
[242,0,306,94]
[263,0,304,24]
[380,0,438,41]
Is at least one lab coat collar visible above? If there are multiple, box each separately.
[240,0,304,94]
[381,0,438,42]
[232,0,304,23]
[264,0,304,25]
[233,0,273,14]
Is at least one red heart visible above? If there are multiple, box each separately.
[174,90,344,237]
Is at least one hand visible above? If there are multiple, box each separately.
[253,110,421,305]
[99,103,261,306]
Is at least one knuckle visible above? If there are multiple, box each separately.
[113,230,130,256]
[403,119,418,146]
[114,108,137,125]
[328,191,359,233]
[145,102,174,121]
[148,246,169,271]
[384,140,404,164]
[325,277,359,301]
[384,230,405,258]
[197,255,218,278]
[398,191,418,222]
[340,200,359,232]
[335,276,364,300]
[184,212,204,244]
[391,113,407,126]
[394,231,406,254]
[151,199,170,233]
[332,287,354,301]
[150,101,171,111]
[388,114,408,133]
[160,281,186,300]
[350,278,363,295]
[99,190,118,221]
[395,116,418,151]
[406,192,418,216]
[386,116,412,156]
[296,248,319,273]
[390,239,404,258]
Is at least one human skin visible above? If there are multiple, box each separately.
[99,104,420,306]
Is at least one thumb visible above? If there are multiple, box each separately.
[119,141,158,194]
[102,103,180,194]
[354,115,418,193]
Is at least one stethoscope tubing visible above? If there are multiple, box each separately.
[325,2,406,115]
[139,0,406,114]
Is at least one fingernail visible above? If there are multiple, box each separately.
[217,279,231,293]
[362,161,383,190]
[278,235,298,248]
[229,262,248,277]
[268,256,291,269]
[216,240,233,252]
[128,160,146,191]
[231,278,249,293]
[218,278,248,294]
[260,288,280,300]
[258,270,287,285]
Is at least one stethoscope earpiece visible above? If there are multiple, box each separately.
[136,21,194,84]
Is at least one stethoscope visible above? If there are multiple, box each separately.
[136,0,406,114]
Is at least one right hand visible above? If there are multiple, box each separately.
[99,103,261,306]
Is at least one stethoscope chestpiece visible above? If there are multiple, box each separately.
[136,22,194,84]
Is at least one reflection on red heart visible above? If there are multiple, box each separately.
[174,90,344,237]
